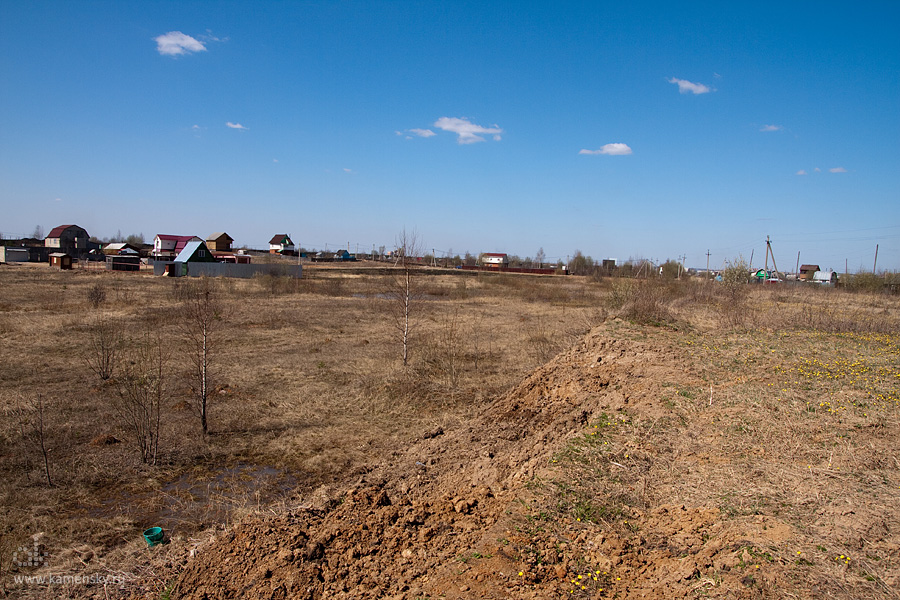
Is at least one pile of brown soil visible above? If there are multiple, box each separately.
[170,322,900,599]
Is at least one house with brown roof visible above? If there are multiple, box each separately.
[45,224,90,255]
[798,264,821,281]
[480,252,509,268]
[269,234,295,255]
[206,232,234,252]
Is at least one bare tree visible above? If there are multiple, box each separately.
[534,247,546,269]
[84,312,122,381]
[435,306,462,388]
[182,278,224,435]
[14,395,53,486]
[387,229,422,366]
[113,330,167,464]
[31,225,44,240]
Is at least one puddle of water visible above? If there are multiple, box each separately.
[88,463,298,532]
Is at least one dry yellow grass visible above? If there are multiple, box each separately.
[0,262,601,590]
[1,263,898,598]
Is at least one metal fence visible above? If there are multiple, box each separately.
[152,261,302,279]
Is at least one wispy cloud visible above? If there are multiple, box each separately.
[760,124,783,132]
[343,168,353,173]
[668,77,712,95]
[796,170,807,175]
[396,128,437,140]
[829,167,847,173]
[154,31,206,56]
[225,122,248,130]
[434,117,503,144]
[579,143,633,156]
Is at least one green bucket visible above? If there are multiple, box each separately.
[143,527,165,546]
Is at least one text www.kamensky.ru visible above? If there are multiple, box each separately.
[14,573,127,586]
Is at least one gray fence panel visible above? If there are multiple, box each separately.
[153,261,301,279]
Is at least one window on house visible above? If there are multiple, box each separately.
[199,250,205,257]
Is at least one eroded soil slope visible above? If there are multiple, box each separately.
[172,321,900,599]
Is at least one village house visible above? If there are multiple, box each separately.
[152,234,202,260]
[206,232,234,252]
[481,252,509,268]
[45,225,90,255]
[102,242,141,255]
[269,234,295,255]
[798,264,821,281]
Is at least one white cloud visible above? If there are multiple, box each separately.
[397,128,437,139]
[154,31,206,56]
[225,122,248,130]
[829,167,847,173]
[434,117,503,144]
[760,124,782,132]
[796,170,807,175]
[814,167,821,172]
[579,143,633,156]
[408,128,436,138]
[343,168,353,173]
[191,124,201,130]
[668,77,712,94]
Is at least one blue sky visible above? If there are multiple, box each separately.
[1,1,898,271]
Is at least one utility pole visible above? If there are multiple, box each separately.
[874,244,879,273]
[796,251,801,279]
[706,250,711,281]
[765,236,783,280]
[748,249,754,273]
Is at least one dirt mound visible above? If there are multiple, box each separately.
[171,324,898,599]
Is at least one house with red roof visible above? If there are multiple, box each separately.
[152,234,202,260]
[44,224,90,255]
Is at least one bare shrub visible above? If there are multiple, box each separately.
[721,256,750,300]
[433,306,463,388]
[113,330,167,464]
[527,317,560,364]
[255,272,295,296]
[110,276,134,304]
[606,278,637,309]
[84,313,122,381]
[717,256,751,328]
[619,280,675,325]
[86,281,106,308]
[843,272,886,294]
[13,395,53,486]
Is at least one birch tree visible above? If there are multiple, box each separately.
[182,278,224,435]
[388,229,422,367]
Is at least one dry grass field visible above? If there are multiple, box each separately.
[0,262,898,599]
